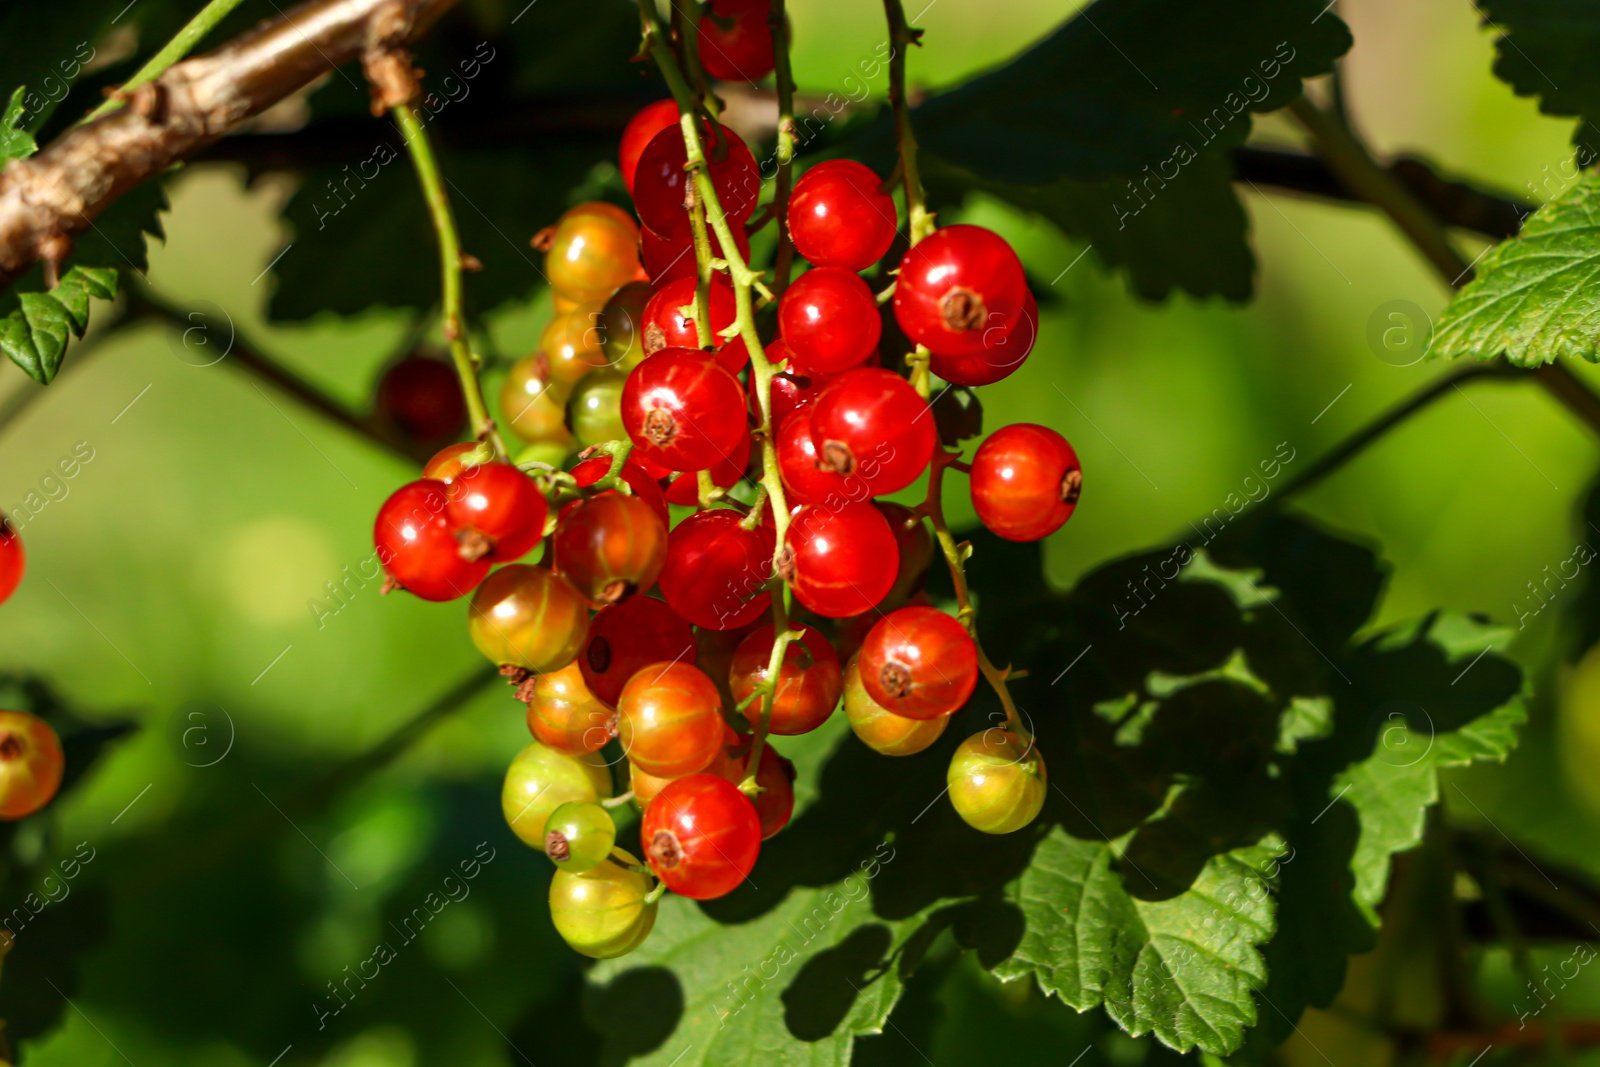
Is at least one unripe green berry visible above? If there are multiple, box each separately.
[568,368,628,448]
[947,729,1045,834]
[549,847,658,958]
[502,742,613,851]
[545,800,617,872]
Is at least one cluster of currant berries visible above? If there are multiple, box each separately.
[0,518,67,823]
[370,79,1081,959]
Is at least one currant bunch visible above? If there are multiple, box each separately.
[366,0,1089,962]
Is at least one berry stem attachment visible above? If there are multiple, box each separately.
[83,0,249,122]
[638,0,799,787]
[882,0,933,246]
[600,791,635,809]
[924,448,1026,737]
[393,103,506,458]
[769,0,799,294]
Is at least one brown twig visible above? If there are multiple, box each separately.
[0,0,461,291]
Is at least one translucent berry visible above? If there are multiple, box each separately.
[788,159,897,272]
[859,606,978,719]
[568,368,630,450]
[445,462,548,563]
[893,224,1030,361]
[948,730,1046,834]
[544,201,643,304]
[544,800,618,872]
[698,0,777,82]
[502,741,613,850]
[541,305,612,386]
[843,654,949,756]
[375,357,467,444]
[421,442,479,485]
[969,423,1082,542]
[0,710,63,820]
[809,368,936,495]
[728,624,842,735]
[500,355,575,447]
[778,267,881,376]
[552,493,667,605]
[642,222,751,286]
[780,502,898,618]
[621,348,749,472]
[928,290,1037,386]
[616,662,725,778]
[641,277,748,371]
[633,123,760,241]
[468,564,590,670]
[597,281,654,371]
[526,663,614,756]
[569,453,670,530]
[620,99,682,195]
[658,506,773,630]
[374,480,491,601]
[642,773,761,899]
[549,847,658,958]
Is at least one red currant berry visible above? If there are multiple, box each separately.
[581,595,696,707]
[788,160,898,272]
[875,502,935,608]
[778,267,882,376]
[698,0,777,82]
[0,711,62,820]
[775,408,853,505]
[549,846,658,958]
[527,662,614,756]
[948,730,1046,834]
[641,222,751,287]
[617,662,726,778]
[641,277,747,371]
[544,202,644,304]
[502,740,613,850]
[642,773,761,899]
[928,290,1037,386]
[633,123,760,241]
[553,492,668,604]
[859,606,977,719]
[569,454,670,530]
[843,654,948,756]
[421,442,479,484]
[621,348,749,473]
[375,480,491,601]
[445,462,548,563]
[658,508,773,630]
[780,502,898,618]
[468,564,590,670]
[376,357,467,444]
[729,623,842,735]
[0,516,24,607]
[663,429,751,505]
[619,99,682,196]
[893,224,1029,360]
[809,368,936,495]
[969,424,1082,542]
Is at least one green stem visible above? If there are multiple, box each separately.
[671,0,719,122]
[924,450,1024,736]
[769,0,799,294]
[393,103,505,458]
[638,0,796,791]
[84,0,249,122]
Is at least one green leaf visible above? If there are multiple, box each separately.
[1431,170,1600,366]
[584,516,1525,1061]
[868,0,1351,300]
[996,833,1282,1055]
[0,86,37,167]
[1480,0,1600,136]
[0,265,116,383]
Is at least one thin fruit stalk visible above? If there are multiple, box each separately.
[637,0,795,790]
[769,0,799,293]
[924,449,1027,738]
[393,103,504,457]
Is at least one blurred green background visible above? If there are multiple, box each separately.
[3,0,1599,1063]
